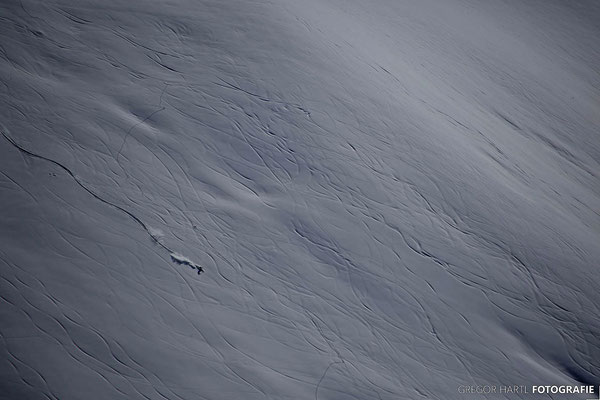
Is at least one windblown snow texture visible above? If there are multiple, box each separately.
[1,0,599,399]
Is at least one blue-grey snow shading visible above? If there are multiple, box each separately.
[1,0,599,399]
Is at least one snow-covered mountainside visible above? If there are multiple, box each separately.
[1,0,599,398]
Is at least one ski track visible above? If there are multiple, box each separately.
[1,0,600,399]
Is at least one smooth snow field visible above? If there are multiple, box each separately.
[1,0,600,399]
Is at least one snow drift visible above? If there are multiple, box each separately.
[1,0,599,399]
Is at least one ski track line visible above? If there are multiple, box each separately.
[1,128,203,275]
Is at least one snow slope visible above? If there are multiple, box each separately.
[1,0,599,398]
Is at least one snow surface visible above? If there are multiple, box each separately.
[1,0,600,399]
